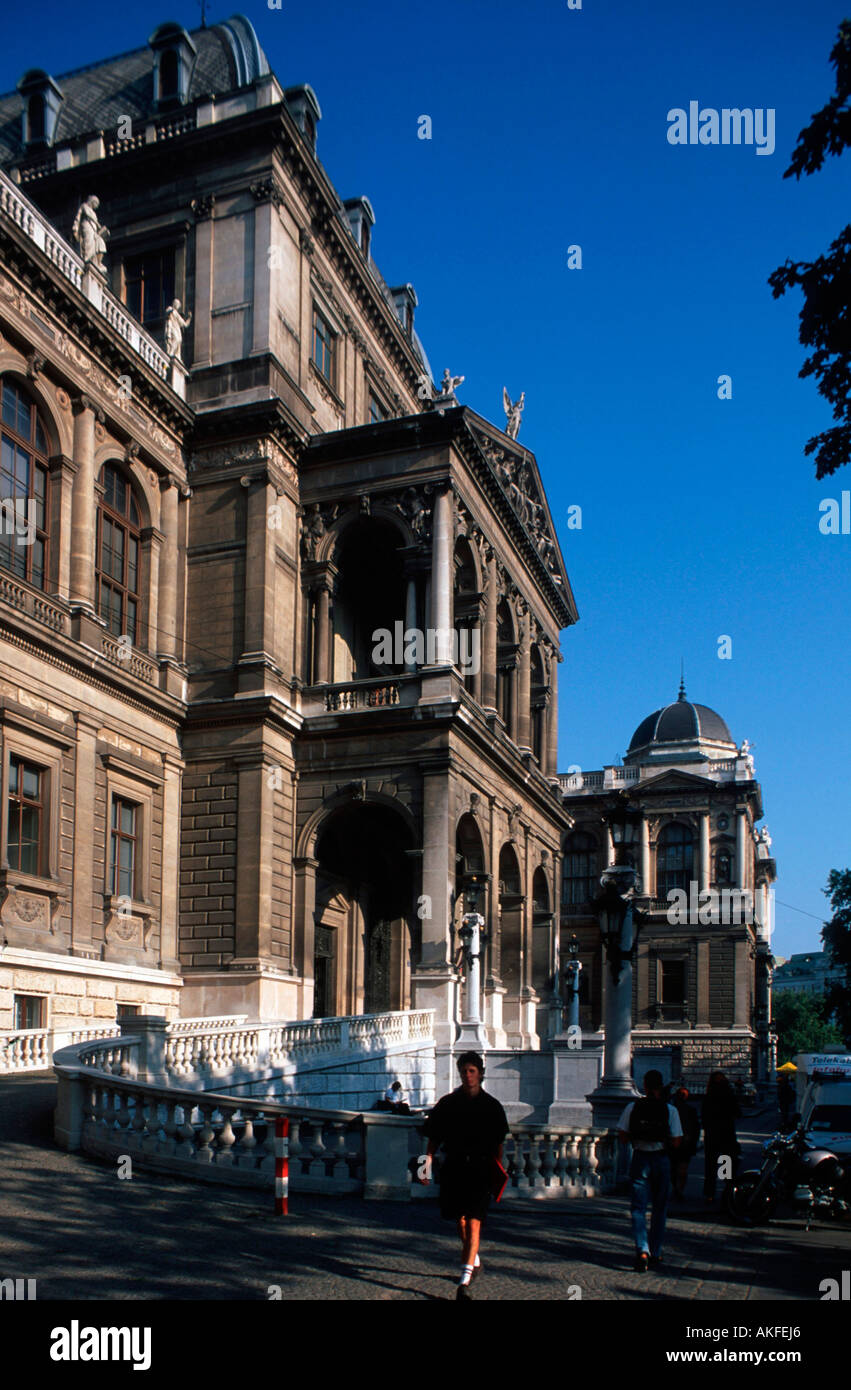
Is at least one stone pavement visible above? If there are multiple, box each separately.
[1,1075,849,1301]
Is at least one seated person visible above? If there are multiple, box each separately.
[382,1080,410,1114]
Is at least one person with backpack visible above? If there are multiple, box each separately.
[618,1070,682,1272]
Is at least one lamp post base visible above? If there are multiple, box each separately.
[455,1020,488,1051]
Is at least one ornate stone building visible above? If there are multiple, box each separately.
[560,685,777,1090]
[0,18,574,1055]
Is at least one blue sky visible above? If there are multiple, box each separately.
[3,0,849,958]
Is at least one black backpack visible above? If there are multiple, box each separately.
[629,1097,670,1144]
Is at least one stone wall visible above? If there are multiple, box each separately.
[0,960,180,1031]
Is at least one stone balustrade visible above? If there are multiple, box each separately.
[0,168,179,396]
[1,1025,119,1074]
[53,1037,616,1200]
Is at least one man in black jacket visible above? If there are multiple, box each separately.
[420,1051,508,1299]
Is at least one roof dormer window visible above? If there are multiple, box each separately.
[17,70,63,148]
[285,85,322,154]
[148,22,197,108]
[344,197,375,259]
[391,283,417,337]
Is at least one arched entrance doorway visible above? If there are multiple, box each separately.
[314,803,415,1016]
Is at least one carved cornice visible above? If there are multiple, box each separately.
[250,177,285,209]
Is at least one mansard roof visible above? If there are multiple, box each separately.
[0,15,269,164]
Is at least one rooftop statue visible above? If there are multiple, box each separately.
[503,387,525,439]
[164,299,192,361]
[440,368,464,398]
[72,196,109,273]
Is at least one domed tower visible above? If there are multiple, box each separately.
[560,680,776,1096]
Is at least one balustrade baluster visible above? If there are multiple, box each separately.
[175,1103,195,1159]
[196,1107,215,1162]
[288,1118,303,1177]
[565,1135,581,1189]
[513,1130,531,1189]
[158,1100,178,1156]
[216,1107,237,1166]
[129,1089,147,1149]
[553,1135,569,1190]
[527,1133,543,1189]
[235,1111,257,1170]
[329,1123,349,1182]
[539,1134,556,1187]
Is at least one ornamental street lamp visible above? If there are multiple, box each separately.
[588,793,648,1133]
[456,872,489,1050]
[563,933,582,1032]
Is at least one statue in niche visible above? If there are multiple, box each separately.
[503,387,525,440]
[399,487,429,541]
[72,196,109,272]
[300,503,326,561]
[165,299,193,360]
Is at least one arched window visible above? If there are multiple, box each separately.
[96,464,141,645]
[0,377,50,590]
[562,831,597,906]
[656,822,694,895]
[496,599,516,731]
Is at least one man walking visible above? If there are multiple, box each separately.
[618,1070,682,1272]
[420,1051,509,1299]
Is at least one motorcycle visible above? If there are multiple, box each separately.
[726,1123,851,1225]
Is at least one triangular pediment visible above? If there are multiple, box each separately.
[636,768,718,794]
[465,417,573,606]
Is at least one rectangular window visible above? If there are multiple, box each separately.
[14,994,45,1029]
[8,755,44,875]
[110,796,138,899]
[312,307,335,385]
[124,251,176,326]
[368,393,387,424]
[660,959,686,1016]
[116,1003,141,1020]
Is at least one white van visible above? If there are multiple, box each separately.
[795,1056,851,1157]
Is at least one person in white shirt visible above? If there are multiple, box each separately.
[618,1070,682,1272]
[382,1080,409,1113]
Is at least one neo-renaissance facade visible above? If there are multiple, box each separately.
[0,16,775,1089]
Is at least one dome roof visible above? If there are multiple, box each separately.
[627,681,735,758]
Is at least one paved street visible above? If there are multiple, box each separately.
[1,1075,849,1301]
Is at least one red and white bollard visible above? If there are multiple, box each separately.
[274,1117,289,1215]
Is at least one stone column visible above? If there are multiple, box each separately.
[429,487,452,664]
[412,769,456,1047]
[69,396,97,611]
[158,479,179,658]
[70,715,100,958]
[140,526,163,653]
[482,549,497,709]
[160,754,182,973]
[48,455,76,598]
[700,812,711,892]
[193,206,214,367]
[404,577,417,673]
[293,855,318,1012]
[697,939,711,1024]
[736,809,749,890]
[315,580,331,684]
[733,938,750,1025]
[640,816,650,897]
[516,608,531,750]
[547,650,559,777]
[252,198,273,355]
[239,477,277,692]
